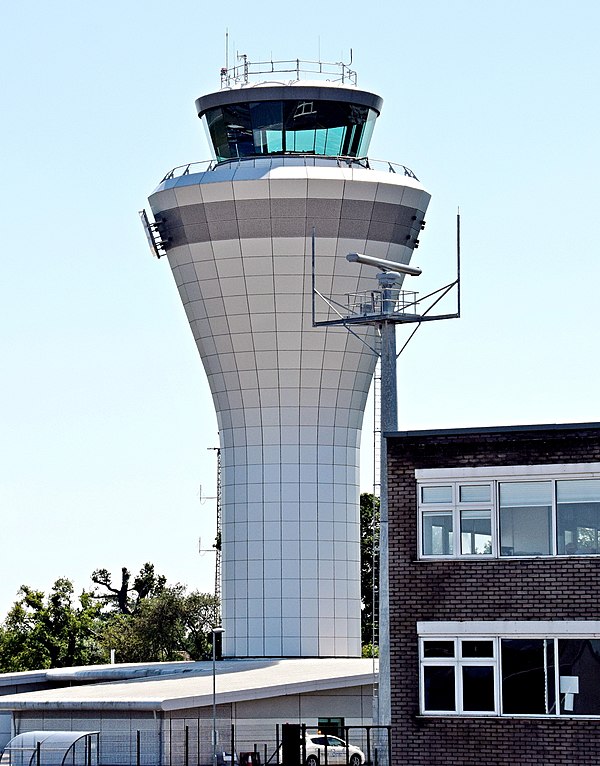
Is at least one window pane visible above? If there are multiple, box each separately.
[424,666,455,711]
[462,640,494,658]
[460,510,492,555]
[462,666,495,712]
[422,512,453,555]
[557,479,600,503]
[557,481,600,555]
[558,639,600,715]
[459,485,491,503]
[423,640,455,658]
[499,482,552,556]
[421,486,452,504]
[501,639,548,714]
[500,481,552,507]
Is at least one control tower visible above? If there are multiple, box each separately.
[145,58,430,658]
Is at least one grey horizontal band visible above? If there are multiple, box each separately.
[158,198,423,249]
[196,85,383,118]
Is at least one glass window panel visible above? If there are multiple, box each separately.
[499,486,552,556]
[462,666,495,712]
[501,639,548,714]
[499,481,552,507]
[557,479,600,503]
[459,485,491,503]
[422,512,453,555]
[460,509,492,555]
[558,639,600,715]
[423,640,455,658]
[421,486,452,504]
[461,640,494,658]
[557,502,600,554]
[423,666,455,711]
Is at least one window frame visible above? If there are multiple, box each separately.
[418,621,600,718]
[417,464,600,560]
[419,636,499,715]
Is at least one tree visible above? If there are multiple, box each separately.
[360,493,380,654]
[100,586,220,662]
[0,578,103,672]
[91,562,167,614]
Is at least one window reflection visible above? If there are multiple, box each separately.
[557,479,600,555]
[204,100,377,161]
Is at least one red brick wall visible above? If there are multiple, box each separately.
[387,424,600,766]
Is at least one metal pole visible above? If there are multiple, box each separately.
[377,317,397,732]
[212,627,225,766]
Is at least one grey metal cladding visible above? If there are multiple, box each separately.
[271,217,306,237]
[306,199,342,219]
[160,198,421,246]
[338,217,371,240]
[207,219,240,240]
[395,206,421,227]
[392,223,415,246]
[371,201,401,224]
[204,200,237,221]
[270,198,307,218]
[195,85,383,117]
[305,219,340,238]
[235,199,271,220]
[340,198,374,220]
[238,219,272,239]
[367,220,396,243]
[179,204,208,226]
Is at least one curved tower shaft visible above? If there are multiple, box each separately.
[147,60,430,658]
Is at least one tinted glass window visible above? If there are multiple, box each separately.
[558,639,600,715]
[500,482,552,556]
[557,480,600,555]
[204,100,377,161]
[423,640,455,658]
[501,639,549,714]
[424,666,455,711]
[462,666,495,712]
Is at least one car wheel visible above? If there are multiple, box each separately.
[306,756,319,766]
[349,755,361,766]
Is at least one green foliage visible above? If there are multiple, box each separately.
[361,642,379,658]
[360,493,380,649]
[0,565,220,672]
[0,578,103,672]
[100,586,220,662]
[91,562,167,615]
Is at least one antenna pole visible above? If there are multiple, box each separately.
[456,208,461,317]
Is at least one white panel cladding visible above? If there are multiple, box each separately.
[150,164,429,658]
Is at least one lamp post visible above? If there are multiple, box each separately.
[212,627,225,766]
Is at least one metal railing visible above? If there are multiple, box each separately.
[160,157,418,183]
[220,56,357,88]
[346,290,420,319]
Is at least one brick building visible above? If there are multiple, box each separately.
[386,422,600,765]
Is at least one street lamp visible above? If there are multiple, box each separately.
[212,627,225,766]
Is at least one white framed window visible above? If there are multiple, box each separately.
[417,465,600,560]
[418,622,600,717]
[420,637,497,714]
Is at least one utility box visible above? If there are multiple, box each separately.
[282,724,301,766]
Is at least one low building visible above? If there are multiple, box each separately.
[0,658,376,765]
[387,421,600,766]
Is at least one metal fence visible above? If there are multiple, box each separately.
[99,722,390,766]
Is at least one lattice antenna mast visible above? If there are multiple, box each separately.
[209,447,222,603]
[199,448,223,605]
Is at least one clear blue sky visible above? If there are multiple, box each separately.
[1,0,599,617]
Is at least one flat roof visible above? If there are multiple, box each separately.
[385,421,600,439]
[0,658,376,712]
